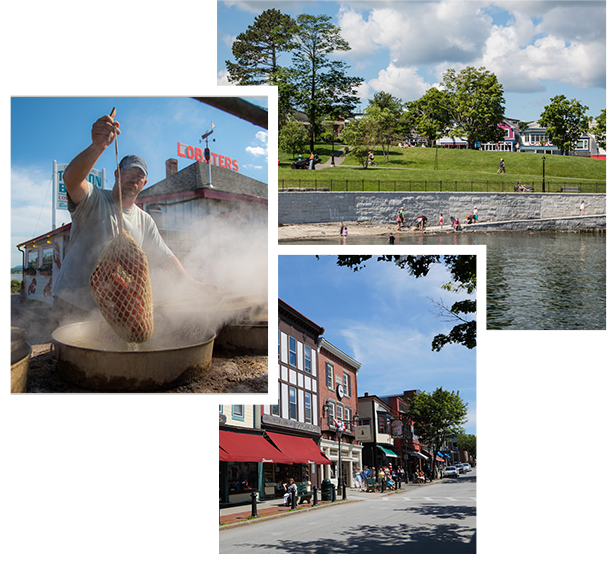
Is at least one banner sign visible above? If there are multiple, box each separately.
[177,142,239,172]
[55,165,103,210]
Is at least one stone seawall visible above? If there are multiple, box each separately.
[278,191,606,227]
[464,215,606,232]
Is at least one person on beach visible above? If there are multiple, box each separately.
[580,200,585,216]
[473,206,478,222]
[388,233,395,244]
[339,220,344,235]
[439,213,444,229]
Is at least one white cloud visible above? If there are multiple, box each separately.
[217,69,231,86]
[367,63,434,102]
[245,130,268,160]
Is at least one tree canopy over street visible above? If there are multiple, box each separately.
[406,388,469,479]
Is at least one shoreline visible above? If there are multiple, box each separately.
[278,216,606,242]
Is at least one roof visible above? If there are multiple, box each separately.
[278,298,325,338]
[317,337,362,371]
[138,160,267,201]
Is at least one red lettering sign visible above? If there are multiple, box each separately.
[177,142,240,172]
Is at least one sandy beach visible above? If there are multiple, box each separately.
[278,221,447,242]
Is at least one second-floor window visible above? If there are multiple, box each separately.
[304,392,312,423]
[343,371,349,396]
[326,362,333,388]
[289,386,297,419]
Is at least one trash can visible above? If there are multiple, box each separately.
[321,479,332,501]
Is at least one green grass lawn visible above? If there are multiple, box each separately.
[278,144,606,193]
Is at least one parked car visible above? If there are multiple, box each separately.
[444,466,459,478]
[455,463,465,474]
[463,463,472,472]
[291,155,322,169]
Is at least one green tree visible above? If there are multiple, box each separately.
[366,91,404,162]
[279,119,309,159]
[407,388,469,479]
[290,14,363,152]
[334,255,476,351]
[592,108,607,150]
[441,66,506,150]
[406,87,451,147]
[455,433,477,460]
[225,9,297,85]
[538,95,590,156]
[341,116,378,168]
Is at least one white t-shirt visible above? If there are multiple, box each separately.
[53,182,174,311]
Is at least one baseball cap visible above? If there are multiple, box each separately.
[119,155,148,177]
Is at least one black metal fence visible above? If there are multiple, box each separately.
[278,178,606,193]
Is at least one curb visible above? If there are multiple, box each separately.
[219,498,360,530]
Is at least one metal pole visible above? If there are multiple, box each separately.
[312,485,318,506]
[250,490,258,518]
[338,429,342,498]
[542,156,546,192]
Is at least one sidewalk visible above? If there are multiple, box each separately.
[219,482,439,528]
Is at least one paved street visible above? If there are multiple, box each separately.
[219,470,476,554]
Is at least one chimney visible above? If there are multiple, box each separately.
[165,158,178,178]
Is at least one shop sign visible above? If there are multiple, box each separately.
[177,142,239,171]
[355,425,371,441]
[55,165,102,210]
[261,414,320,434]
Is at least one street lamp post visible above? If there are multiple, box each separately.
[337,426,343,497]
[542,156,546,192]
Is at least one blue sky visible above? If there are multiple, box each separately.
[279,254,477,434]
[218,0,606,121]
[9,96,269,269]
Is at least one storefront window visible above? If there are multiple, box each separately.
[227,461,258,494]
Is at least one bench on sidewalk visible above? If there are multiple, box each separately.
[296,484,313,504]
[560,186,580,192]
[365,478,379,492]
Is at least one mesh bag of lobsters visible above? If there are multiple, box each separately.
[89,230,154,343]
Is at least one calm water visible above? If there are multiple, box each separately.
[286,231,606,330]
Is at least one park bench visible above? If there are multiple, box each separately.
[295,484,313,504]
[560,186,580,192]
[365,478,379,492]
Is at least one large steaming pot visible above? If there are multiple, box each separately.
[51,320,215,392]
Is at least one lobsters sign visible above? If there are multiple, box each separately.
[177,142,239,172]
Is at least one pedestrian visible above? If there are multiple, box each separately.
[580,200,585,216]
[439,213,444,229]
[396,207,405,231]
[52,109,215,327]
[339,220,344,236]
[498,157,505,174]
[473,206,478,222]
[343,226,348,237]
[283,478,297,506]
[354,467,362,490]
[309,152,315,170]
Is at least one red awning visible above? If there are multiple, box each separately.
[265,432,331,465]
[219,430,292,464]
